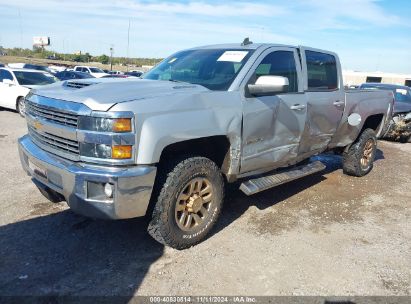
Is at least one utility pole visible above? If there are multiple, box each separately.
[110,46,114,71]
[18,8,23,49]
[126,19,131,72]
[63,38,66,61]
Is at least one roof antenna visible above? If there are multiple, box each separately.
[241,37,253,46]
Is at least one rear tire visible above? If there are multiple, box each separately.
[342,128,377,177]
[16,97,25,118]
[148,156,224,249]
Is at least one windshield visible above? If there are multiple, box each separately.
[25,64,50,72]
[143,49,254,90]
[89,67,104,73]
[14,71,57,85]
[395,88,411,102]
[76,72,94,79]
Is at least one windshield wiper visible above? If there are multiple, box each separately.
[168,79,186,83]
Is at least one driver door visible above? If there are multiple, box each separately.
[240,47,307,173]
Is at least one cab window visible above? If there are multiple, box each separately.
[0,69,14,82]
[306,51,338,91]
[251,51,298,93]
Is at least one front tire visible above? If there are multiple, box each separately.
[16,97,25,118]
[342,128,377,177]
[148,156,224,249]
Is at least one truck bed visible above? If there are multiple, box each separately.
[330,89,394,147]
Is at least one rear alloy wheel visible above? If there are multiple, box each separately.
[343,128,377,177]
[17,97,26,118]
[360,139,374,170]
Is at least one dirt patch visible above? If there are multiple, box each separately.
[246,143,410,237]
[0,111,410,296]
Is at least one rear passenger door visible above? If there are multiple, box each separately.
[240,47,307,173]
[298,47,345,155]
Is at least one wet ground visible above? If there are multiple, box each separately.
[0,109,410,297]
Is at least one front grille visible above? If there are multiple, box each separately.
[28,126,79,156]
[26,101,78,128]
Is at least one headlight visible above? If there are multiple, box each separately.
[80,144,133,159]
[79,117,132,133]
[80,143,112,158]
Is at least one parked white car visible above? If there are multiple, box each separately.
[107,70,123,75]
[73,66,109,78]
[0,68,57,117]
[48,65,66,73]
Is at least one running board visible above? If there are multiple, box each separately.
[239,161,326,196]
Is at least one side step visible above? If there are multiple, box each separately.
[239,161,326,196]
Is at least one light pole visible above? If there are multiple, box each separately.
[126,19,130,72]
[63,38,66,61]
[110,46,114,71]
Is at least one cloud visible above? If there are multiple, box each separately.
[0,0,409,73]
[298,0,408,29]
[118,0,289,17]
[0,0,288,18]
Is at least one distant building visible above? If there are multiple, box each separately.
[343,70,411,87]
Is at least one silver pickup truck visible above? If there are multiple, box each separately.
[18,41,393,249]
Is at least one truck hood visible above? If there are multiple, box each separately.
[23,84,42,89]
[31,78,210,111]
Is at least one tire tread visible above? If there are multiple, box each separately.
[148,156,224,249]
[342,128,377,177]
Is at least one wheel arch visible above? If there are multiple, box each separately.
[16,95,25,110]
[158,136,231,175]
[360,113,385,135]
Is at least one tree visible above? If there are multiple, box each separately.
[84,52,92,63]
[98,54,109,64]
[73,54,87,62]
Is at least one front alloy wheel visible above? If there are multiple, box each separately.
[175,177,214,231]
[148,156,224,249]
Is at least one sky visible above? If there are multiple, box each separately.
[0,0,410,73]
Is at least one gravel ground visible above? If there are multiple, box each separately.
[0,109,410,297]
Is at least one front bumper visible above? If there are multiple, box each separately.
[18,135,157,219]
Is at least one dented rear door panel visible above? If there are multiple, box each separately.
[297,47,345,155]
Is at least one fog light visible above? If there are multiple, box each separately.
[104,183,114,198]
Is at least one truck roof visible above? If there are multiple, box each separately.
[188,43,336,57]
[190,43,293,51]
[0,67,50,73]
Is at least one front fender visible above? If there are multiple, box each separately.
[136,109,241,165]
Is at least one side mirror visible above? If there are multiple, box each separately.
[248,76,289,96]
[2,79,15,86]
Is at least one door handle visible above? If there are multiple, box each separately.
[290,104,306,111]
[333,100,345,107]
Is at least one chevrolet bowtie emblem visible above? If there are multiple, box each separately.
[33,120,42,130]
